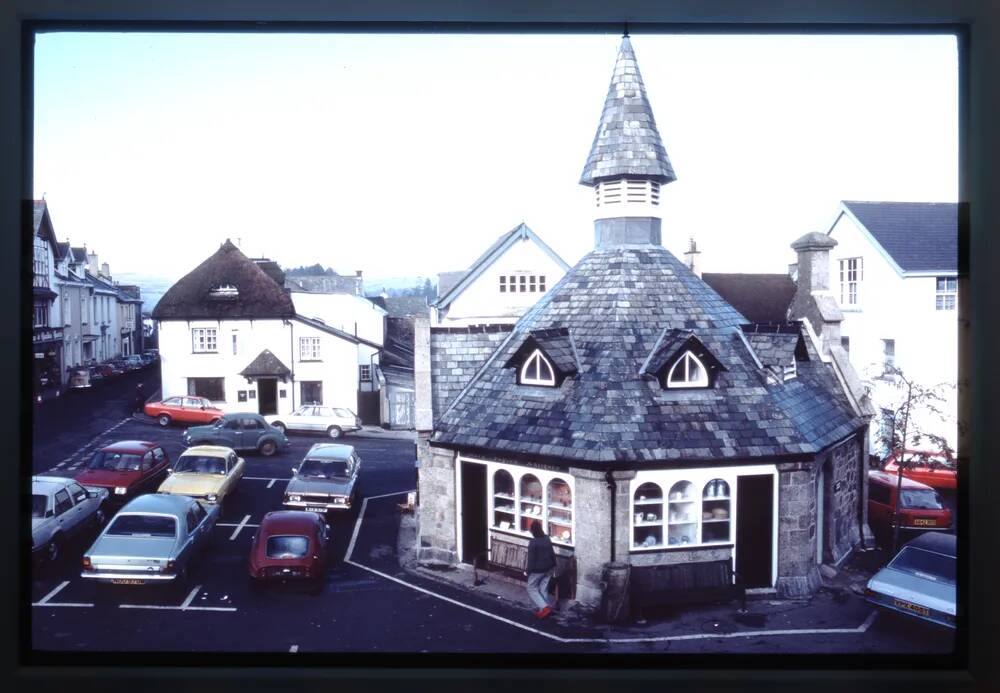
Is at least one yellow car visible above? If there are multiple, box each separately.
[158,445,245,505]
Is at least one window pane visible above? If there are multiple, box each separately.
[537,356,553,382]
[686,354,703,382]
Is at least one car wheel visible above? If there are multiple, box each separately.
[272,422,286,434]
[157,414,172,427]
[45,535,62,564]
[93,508,106,528]
[259,440,277,457]
[327,426,343,439]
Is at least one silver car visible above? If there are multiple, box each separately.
[283,443,361,513]
[865,531,956,629]
[32,476,109,564]
[81,493,219,586]
[265,405,362,439]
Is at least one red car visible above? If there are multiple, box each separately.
[94,363,123,378]
[248,511,330,593]
[144,395,224,427]
[868,470,953,547]
[73,440,172,506]
[883,449,957,491]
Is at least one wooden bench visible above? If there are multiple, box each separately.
[475,535,577,600]
[629,559,745,620]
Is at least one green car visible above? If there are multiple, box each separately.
[183,413,289,457]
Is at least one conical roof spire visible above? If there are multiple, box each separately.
[579,37,676,186]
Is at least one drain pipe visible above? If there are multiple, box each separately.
[605,469,616,562]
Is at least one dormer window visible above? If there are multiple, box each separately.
[520,350,556,386]
[209,284,239,300]
[665,351,710,388]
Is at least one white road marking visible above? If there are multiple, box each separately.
[267,479,276,488]
[345,493,882,645]
[44,417,134,473]
[217,522,259,529]
[364,490,416,501]
[229,514,252,540]
[289,645,299,653]
[36,581,70,604]
[244,476,290,482]
[180,585,201,609]
[119,604,237,612]
[53,463,66,469]
[32,602,93,608]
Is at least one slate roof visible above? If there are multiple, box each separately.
[153,240,295,320]
[503,327,580,376]
[639,330,726,379]
[430,325,513,425]
[840,201,958,273]
[285,273,362,296]
[55,241,70,261]
[431,245,864,466]
[702,273,796,323]
[293,315,379,348]
[743,332,800,370]
[380,296,430,318]
[240,349,291,378]
[433,223,570,310]
[579,38,676,185]
[116,284,143,302]
[70,246,88,263]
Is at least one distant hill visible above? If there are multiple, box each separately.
[363,276,436,300]
[112,272,177,314]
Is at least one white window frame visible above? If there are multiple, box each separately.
[935,276,957,311]
[520,349,556,386]
[882,338,896,374]
[839,257,863,306]
[191,327,217,353]
[665,351,709,388]
[299,336,321,360]
[359,364,372,382]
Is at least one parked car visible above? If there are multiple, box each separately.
[865,532,956,629]
[868,470,952,547]
[138,353,156,367]
[74,441,172,506]
[158,445,245,506]
[144,348,159,361]
[32,476,109,564]
[248,511,330,592]
[883,449,957,491]
[265,405,362,439]
[87,366,105,385]
[81,493,220,586]
[283,443,361,514]
[183,413,289,457]
[94,362,123,379]
[67,367,91,390]
[122,354,145,371]
[144,395,224,427]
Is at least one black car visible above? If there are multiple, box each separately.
[183,413,289,457]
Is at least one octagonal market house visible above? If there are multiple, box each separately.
[415,37,873,607]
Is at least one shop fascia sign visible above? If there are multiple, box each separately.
[33,327,63,343]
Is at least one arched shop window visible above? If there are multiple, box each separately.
[701,479,731,543]
[519,474,543,532]
[547,478,573,545]
[667,480,697,545]
[492,470,515,530]
[632,482,664,548]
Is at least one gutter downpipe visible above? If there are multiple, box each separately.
[289,319,295,411]
[605,469,616,563]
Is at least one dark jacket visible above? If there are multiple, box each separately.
[526,535,556,574]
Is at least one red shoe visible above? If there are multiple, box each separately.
[535,606,552,619]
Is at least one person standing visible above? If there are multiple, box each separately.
[132,383,146,414]
[525,520,556,619]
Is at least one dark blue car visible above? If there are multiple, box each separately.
[183,413,289,457]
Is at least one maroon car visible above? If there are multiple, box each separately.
[73,441,171,506]
[248,511,330,593]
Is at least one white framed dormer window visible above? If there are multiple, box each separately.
[520,349,556,386]
[299,336,321,361]
[935,277,957,310]
[665,351,709,388]
[191,327,217,353]
[839,257,863,306]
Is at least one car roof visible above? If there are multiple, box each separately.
[118,493,196,515]
[180,445,235,458]
[222,412,263,420]
[260,511,322,534]
[868,470,937,490]
[32,476,74,493]
[304,443,355,461]
[99,440,158,453]
[903,531,957,557]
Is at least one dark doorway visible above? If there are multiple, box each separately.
[357,390,380,425]
[460,462,488,565]
[736,474,774,589]
[257,378,278,416]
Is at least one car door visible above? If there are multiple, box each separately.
[316,407,336,430]
[52,489,76,537]
[221,418,242,448]
[295,406,316,432]
[149,447,170,486]
[229,451,245,488]
[65,482,94,534]
[137,451,158,492]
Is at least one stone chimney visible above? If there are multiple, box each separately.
[788,232,842,355]
[87,251,99,276]
[683,238,701,277]
[413,315,433,434]
[101,262,110,279]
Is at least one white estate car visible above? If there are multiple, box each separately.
[32,476,110,563]
[265,405,362,439]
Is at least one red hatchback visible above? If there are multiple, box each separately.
[248,511,330,593]
[883,449,957,491]
[144,396,224,427]
[73,441,171,506]
[868,470,953,547]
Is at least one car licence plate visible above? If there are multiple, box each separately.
[913,518,937,526]
[111,578,146,585]
[306,506,327,513]
[893,598,930,617]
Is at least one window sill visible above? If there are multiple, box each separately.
[299,359,323,363]
[630,542,734,554]
[191,351,219,355]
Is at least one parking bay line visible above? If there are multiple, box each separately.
[345,495,882,646]
[345,490,414,562]
[120,585,237,613]
[32,580,94,608]
[228,514,252,540]
[244,477,290,482]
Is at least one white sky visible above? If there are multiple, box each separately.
[33,32,958,285]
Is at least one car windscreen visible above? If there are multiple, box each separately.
[87,451,142,471]
[174,455,226,475]
[106,514,177,538]
[900,489,945,509]
[888,546,956,584]
[333,408,353,418]
[265,535,310,559]
[298,459,349,479]
[31,495,47,518]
